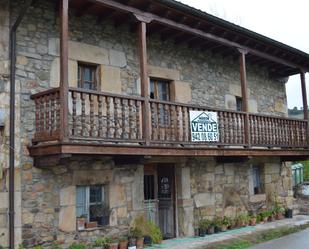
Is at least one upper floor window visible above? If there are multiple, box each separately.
[150,79,170,101]
[236,96,243,112]
[76,185,109,226]
[78,63,98,90]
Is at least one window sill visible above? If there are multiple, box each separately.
[78,226,109,232]
[249,193,266,203]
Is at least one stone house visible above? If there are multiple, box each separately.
[0,0,309,248]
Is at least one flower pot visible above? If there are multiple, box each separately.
[107,243,119,249]
[276,213,284,220]
[214,226,220,233]
[263,217,268,223]
[128,237,136,247]
[206,226,215,235]
[285,209,293,218]
[220,225,227,232]
[119,241,128,249]
[85,221,98,229]
[144,236,152,245]
[136,237,144,249]
[249,218,256,226]
[198,228,206,237]
[76,217,86,230]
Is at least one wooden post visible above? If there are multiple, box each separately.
[239,49,251,147]
[300,71,309,146]
[138,21,151,145]
[59,0,69,141]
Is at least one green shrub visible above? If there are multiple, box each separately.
[51,243,63,249]
[34,246,43,249]
[93,237,108,247]
[300,161,309,181]
[68,243,87,249]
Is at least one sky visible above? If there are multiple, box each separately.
[178,0,309,109]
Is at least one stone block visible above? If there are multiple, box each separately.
[16,56,28,66]
[225,94,236,110]
[178,167,191,199]
[249,194,266,203]
[248,99,258,113]
[275,99,287,114]
[0,192,8,209]
[132,166,144,211]
[178,206,194,237]
[224,165,234,176]
[171,81,192,103]
[229,84,241,96]
[265,163,280,174]
[100,65,122,94]
[193,193,215,208]
[109,49,126,67]
[60,186,75,207]
[117,206,127,218]
[50,58,78,88]
[177,199,193,207]
[73,170,113,185]
[0,228,8,247]
[109,184,126,208]
[48,38,109,65]
[59,205,76,232]
[148,65,180,80]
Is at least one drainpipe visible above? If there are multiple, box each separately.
[9,0,33,248]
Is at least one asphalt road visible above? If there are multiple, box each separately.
[248,228,309,249]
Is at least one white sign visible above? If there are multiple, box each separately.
[189,111,219,142]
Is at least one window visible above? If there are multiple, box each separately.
[76,185,109,226]
[144,175,155,200]
[78,63,98,90]
[236,96,243,112]
[150,79,170,101]
[252,166,264,195]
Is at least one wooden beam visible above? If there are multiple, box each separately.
[59,0,69,141]
[28,143,309,158]
[87,0,308,71]
[300,72,308,120]
[239,49,251,148]
[138,22,151,145]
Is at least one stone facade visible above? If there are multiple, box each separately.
[0,0,294,248]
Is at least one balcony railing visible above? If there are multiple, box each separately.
[31,88,309,149]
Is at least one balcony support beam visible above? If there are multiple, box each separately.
[137,20,151,145]
[59,0,69,141]
[239,49,251,147]
[300,71,309,146]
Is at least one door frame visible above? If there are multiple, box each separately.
[144,163,177,238]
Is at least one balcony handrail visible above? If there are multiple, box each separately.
[30,87,60,99]
[69,87,145,102]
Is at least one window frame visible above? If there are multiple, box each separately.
[252,166,264,195]
[236,96,243,112]
[76,185,108,226]
[150,78,171,101]
[77,62,99,91]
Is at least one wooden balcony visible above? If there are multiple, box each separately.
[29,87,309,162]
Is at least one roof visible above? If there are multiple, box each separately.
[155,0,309,59]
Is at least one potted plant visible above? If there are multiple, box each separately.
[259,211,269,223]
[130,227,144,249]
[197,219,207,237]
[213,217,222,233]
[119,237,129,249]
[206,220,215,235]
[128,235,137,249]
[76,215,87,230]
[249,215,257,226]
[106,238,118,249]
[90,203,110,226]
[68,243,87,249]
[221,216,230,231]
[235,214,249,227]
[92,238,108,249]
[275,206,285,220]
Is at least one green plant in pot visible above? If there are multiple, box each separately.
[197,219,208,236]
[236,214,249,227]
[274,206,285,220]
[118,237,129,249]
[249,215,257,226]
[89,203,110,226]
[221,216,231,231]
[106,237,119,249]
[92,237,108,249]
[213,217,222,233]
[68,243,87,249]
[130,227,144,249]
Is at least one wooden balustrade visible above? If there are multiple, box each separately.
[68,88,144,142]
[249,114,308,148]
[31,88,309,149]
[31,88,61,142]
[149,99,247,146]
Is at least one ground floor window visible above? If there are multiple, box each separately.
[76,185,109,226]
[253,166,264,195]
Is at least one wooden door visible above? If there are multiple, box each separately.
[157,164,175,239]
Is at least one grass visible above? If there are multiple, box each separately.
[299,160,309,181]
[202,223,309,249]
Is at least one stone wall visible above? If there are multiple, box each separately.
[176,158,293,236]
[21,157,144,248]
